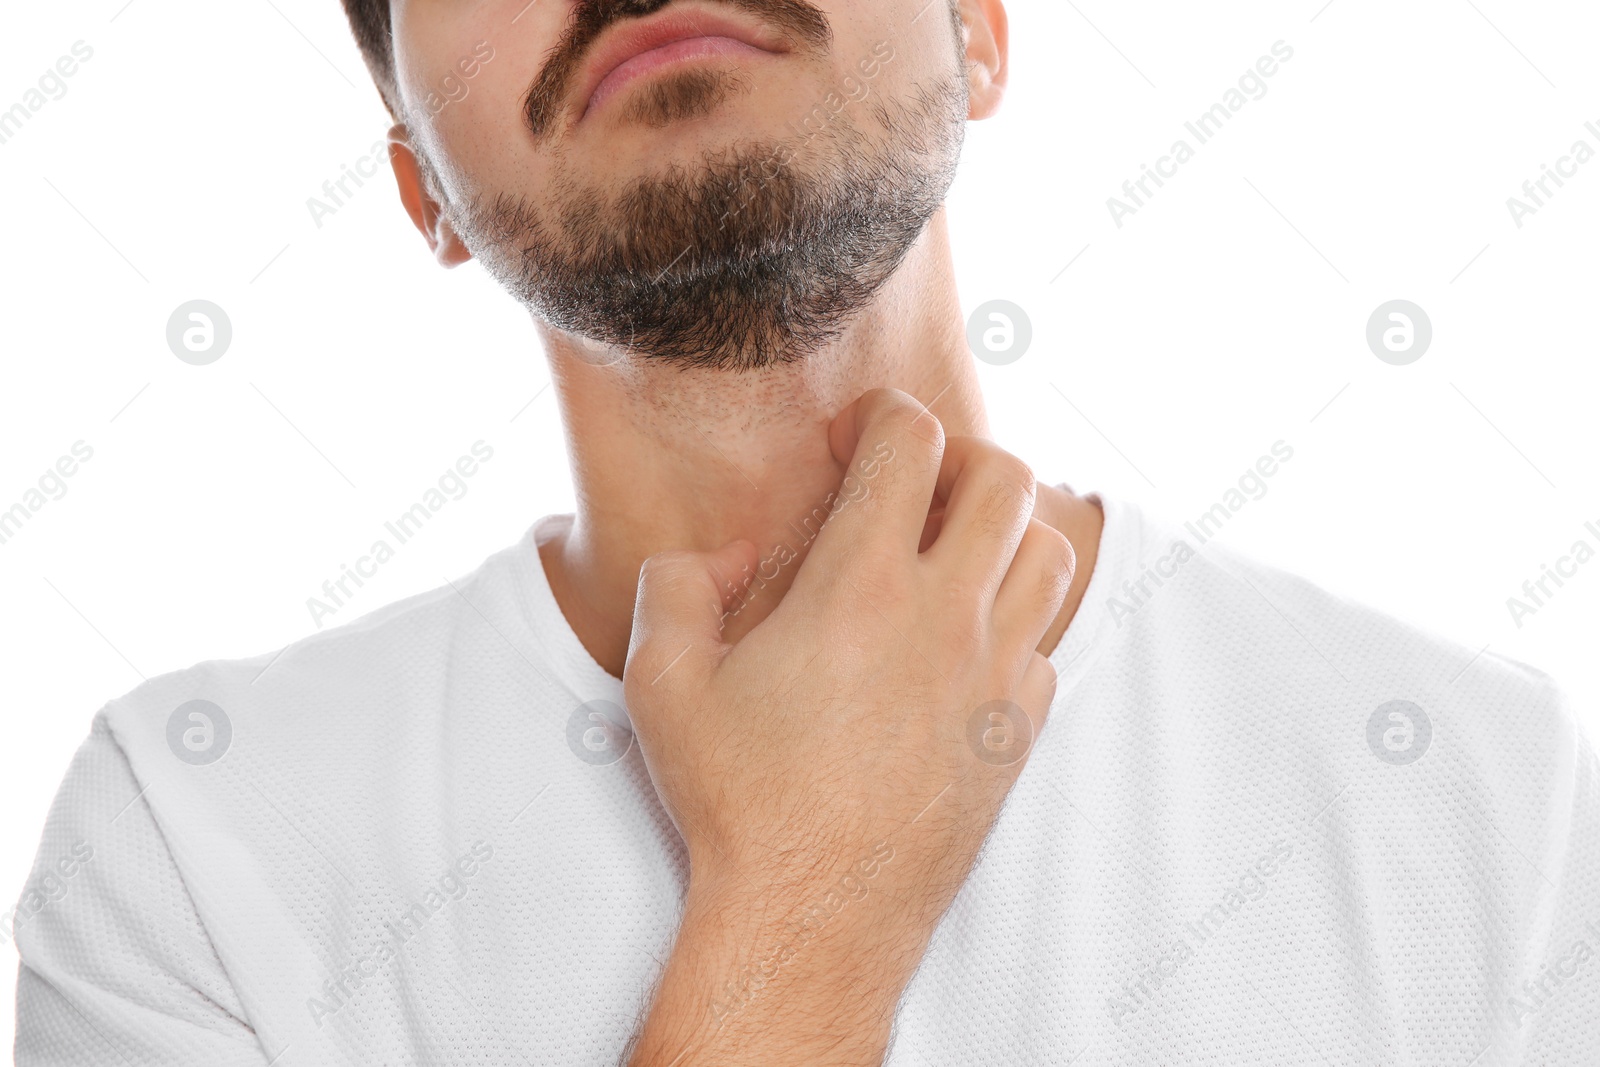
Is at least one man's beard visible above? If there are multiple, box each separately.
[442,71,968,372]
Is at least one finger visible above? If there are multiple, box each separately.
[1014,652,1060,743]
[626,540,761,692]
[918,503,945,553]
[970,653,1059,776]
[993,518,1076,654]
[811,388,945,560]
[924,437,1037,602]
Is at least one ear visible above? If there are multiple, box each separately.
[387,123,474,268]
[958,0,1009,120]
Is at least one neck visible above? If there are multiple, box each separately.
[534,208,1092,678]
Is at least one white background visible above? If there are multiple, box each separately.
[1,0,1596,1054]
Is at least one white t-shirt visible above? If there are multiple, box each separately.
[13,494,1600,1065]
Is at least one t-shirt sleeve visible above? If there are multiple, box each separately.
[13,715,268,1066]
[1510,688,1600,1064]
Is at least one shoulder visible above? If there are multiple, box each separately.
[97,526,543,757]
[1099,495,1589,786]
[116,527,537,713]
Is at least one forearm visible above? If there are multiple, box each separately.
[626,869,932,1067]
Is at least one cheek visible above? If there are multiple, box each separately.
[438,45,533,151]
[391,0,533,112]
[424,94,565,213]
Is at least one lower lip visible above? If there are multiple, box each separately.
[586,35,773,117]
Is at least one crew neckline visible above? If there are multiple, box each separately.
[1046,490,1134,701]
[511,488,1137,715]
[511,518,629,712]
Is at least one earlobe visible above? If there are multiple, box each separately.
[960,0,1009,121]
[432,218,475,268]
[387,123,475,268]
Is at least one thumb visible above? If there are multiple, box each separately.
[626,540,761,689]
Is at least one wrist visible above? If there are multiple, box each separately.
[628,847,930,1066]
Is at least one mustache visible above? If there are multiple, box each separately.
[523,0,832,139]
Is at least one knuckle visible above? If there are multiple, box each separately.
[633,551,711,626]
[958,438,1031,489]
[865,390,943,455]
[984,453,1037,500]
[1033,525,1076,601]
[976,480,1023,535]
[1039,562,1073,606]
[626,634,693,699]
[637,549,695,586]
[862,386,920,419]
[1034,520,1074,568]
[1036,524,1075,585]
[1053,531,1078,581]
[968,454,1035,534]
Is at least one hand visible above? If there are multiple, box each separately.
[620,389,1076,1066]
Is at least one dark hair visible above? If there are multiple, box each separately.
[338,0,399,117]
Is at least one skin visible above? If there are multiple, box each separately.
[382,0,1104,1060]
[622,392,1077,1065]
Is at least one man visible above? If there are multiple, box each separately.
[14,0,1599,1063]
